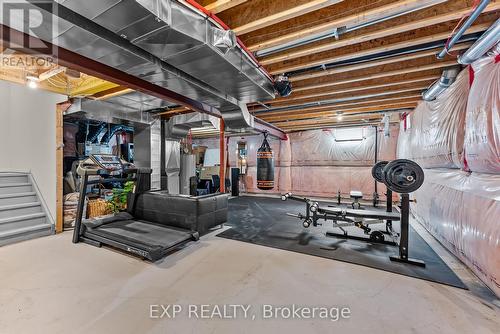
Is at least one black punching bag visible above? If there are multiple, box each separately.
[257,133,275,190]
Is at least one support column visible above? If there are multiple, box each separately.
[55,102,71,233]
[219,118,225,193]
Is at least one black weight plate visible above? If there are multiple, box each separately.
[383,159,424,193]
[372,161,389,183]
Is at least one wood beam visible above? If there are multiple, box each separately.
[205,0,248,14]
[233,0,343,35]
[269,75,439,104]
[268,22,491,74]
[268,80,433,107]
[281,119,387,131]
[259,102,418,122]
[290,42,472,81]
[276,114,390,129]
[0,67,70,95]
[70,77,119,97]
[56,102,72,233]
[260,2,500,65]
[247,0,446,51]
[293,60,456,92]
[253,95,421,115]
[90,86,133,100]
[38,66,66,81]
[283,120,389,132]
[157,107,192,117]
[264,86,428,110]
[250,67,442,107]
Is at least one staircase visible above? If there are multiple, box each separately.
[0,173,53,246]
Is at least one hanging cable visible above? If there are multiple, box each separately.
[444,0,482,57]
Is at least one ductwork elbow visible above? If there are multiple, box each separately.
[458,18,500,65]
[422,68,460,101]
[165,113,220,140]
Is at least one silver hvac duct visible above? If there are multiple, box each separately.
[163,113,220,194]
[65,97,156,124]
[437,0,491,59]
[458,18,500,65]
[165,113,220,140]
[16,0,281,138]
[422,68,460,101]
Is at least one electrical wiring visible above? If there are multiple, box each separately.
[444,0,482,57]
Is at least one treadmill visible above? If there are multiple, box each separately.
[72,154,199,261]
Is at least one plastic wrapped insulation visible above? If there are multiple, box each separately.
[397,69,470,168]
[194,125,398,199]
[411,169,500,296]
[464,44,500,174]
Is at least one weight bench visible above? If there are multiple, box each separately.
[350,191,363,209]
[282,192,425,267]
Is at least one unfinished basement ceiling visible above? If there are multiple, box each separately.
[192,0,499,132]
[0,0,498,133]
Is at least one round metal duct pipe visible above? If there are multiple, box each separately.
[422,68,460,101]
[458,18,500,65]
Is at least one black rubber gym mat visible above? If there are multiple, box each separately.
[217,196,467,289]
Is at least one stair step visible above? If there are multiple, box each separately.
[0,212,47,233]
[0,193,38,206]
[0,183,32,195]
[0,174,29,185]
[0,202,42,219]
[0,192,36,198]
[0,223,52,246]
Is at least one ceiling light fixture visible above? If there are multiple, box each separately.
[337,111,343,121]
[26,75,39,89]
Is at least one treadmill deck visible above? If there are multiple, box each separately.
[83,220,195,260]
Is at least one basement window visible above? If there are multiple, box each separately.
[333,128,365,142]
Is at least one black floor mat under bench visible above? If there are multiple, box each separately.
[217,196,466,289]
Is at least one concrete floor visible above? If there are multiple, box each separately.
[0,229,499,334]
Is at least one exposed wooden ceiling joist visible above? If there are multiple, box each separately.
[289,42,472,81]
[293,60,456,92]
[275,114,392,128]
[204,0,248,14]
[232,0,344,35]
[260,102,419,122]
[252,95,421,115]
[264,83,430,108]
[38,67,66,81]
[157,107,191,117]
[246,0,447,51]
[267,21,492,74]
[267,75,438,105]
[259,3,500,65]
[276,114,392,130]
[91,86,134,100]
